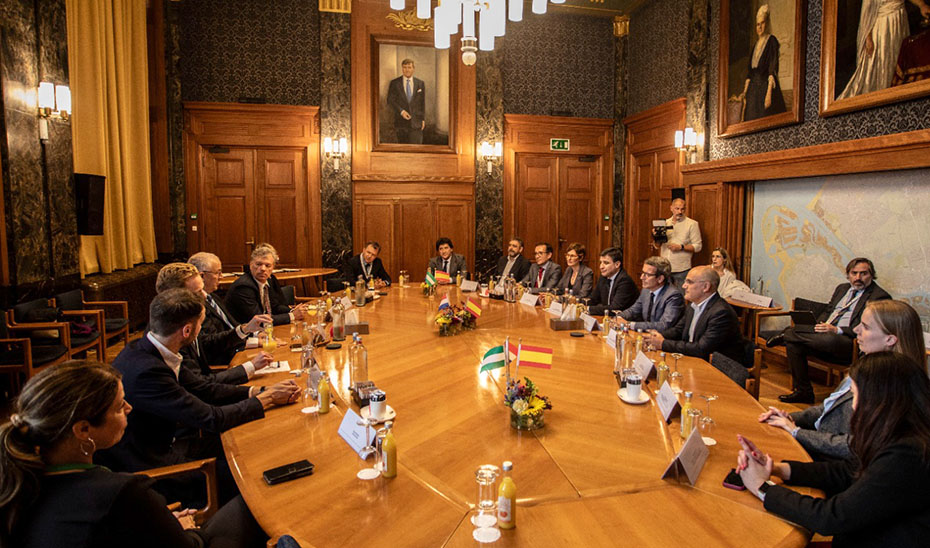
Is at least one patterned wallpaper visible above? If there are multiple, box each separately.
[708,0,930,159]
[501,11,615,119]
[179,0,321,106]
[627,0,690,116]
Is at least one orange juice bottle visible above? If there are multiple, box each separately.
[318,375,330,414]
[381,421,397,478]
[497,461,516,529]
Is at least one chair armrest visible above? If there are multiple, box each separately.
[136,458,217,524]
[754,310,792,341]
[83,300,129,319]
[7,321,70,341]
[60,309,105,325]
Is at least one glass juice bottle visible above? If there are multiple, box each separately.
[656,352,669,387]
[381,421,397,478]
[680,391,693,439]
[497,461,516,529]
[318,374,330,414]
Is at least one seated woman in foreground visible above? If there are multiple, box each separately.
[737,351,930,547]
[758,300,926,461]
[0,361,269,548]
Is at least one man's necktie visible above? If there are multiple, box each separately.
[406,79,412,102]
[537,267,545,288]
[828,289,861,325]
[647,292,655,321]
[208,295,234,329]
[261,285,272,315]
[443,259,449,273]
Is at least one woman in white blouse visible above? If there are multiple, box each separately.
[710,247,750,299]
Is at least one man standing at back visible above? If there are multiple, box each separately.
[656,198,702,287]
[767,257,892,403]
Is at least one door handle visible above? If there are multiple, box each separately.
[246,239,255,247]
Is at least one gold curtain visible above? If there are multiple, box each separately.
[67,0,157,275]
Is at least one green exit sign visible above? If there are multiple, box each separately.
[550,138,570,151]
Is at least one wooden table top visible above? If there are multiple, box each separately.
[224,286,815,548]
[218,267,337,286]
[725,298,782,312]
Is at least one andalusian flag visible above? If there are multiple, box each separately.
[438,295,450,310]
[465,298,482,318]
[479,345,506,372]
[519,344,553,369]
[435,270,452,284]
[425,271,437,286]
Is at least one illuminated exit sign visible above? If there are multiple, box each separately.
[550,138,570,151]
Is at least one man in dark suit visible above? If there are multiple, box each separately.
[644,265,744,362]
[226,243,308,326]
[427,237,467,280]
[188,252,272,367]
[386,58,425,144]
[521,242,562,294]
[157,261,271,384]
[342,241,392,288]
[495,237,531,281]
[620,256,684,332]
[97,288,299,502]
[768,257,891,403]
[587,247,637,315]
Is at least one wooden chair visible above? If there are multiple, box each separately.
[754,298,858,387]
[9,297,106,362]
[280,284,313,306]
[54,289,130,356]
[135,458,218,526]
[0,317,69,394]
[710,341,762,400]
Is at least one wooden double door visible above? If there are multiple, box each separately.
[515,154,602,270]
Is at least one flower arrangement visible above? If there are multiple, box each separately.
[504,377,552,430]
[434,304,476,336]
[421,282,436,297]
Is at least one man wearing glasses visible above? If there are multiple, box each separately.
[619,256,684,332]
[189,252,271,365]
[521,242,562,294]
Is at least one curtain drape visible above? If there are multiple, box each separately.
[67,0,157,275]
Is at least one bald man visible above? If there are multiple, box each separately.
[643,265,744,362]
[656,198,702,287]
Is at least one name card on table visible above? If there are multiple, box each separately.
[581,313,600,332]
[605,329,618,349]
[340,296,353,309]
[338,408,377,458]
[245,336,259,349]
[345,308,359,325]
[460,279,479,292]
[520,292,539,306]
[633,351,654,379]
[655,381,681,422]
[548,301,563,317]
[729,290,773,308]
[661,427,709,486]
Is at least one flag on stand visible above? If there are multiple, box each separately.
[465,298,482,318]
[438,295,450,310]
[435,270,452,284]
[519,344,554,369]
[424,271,437,286]
[479,345,506,372]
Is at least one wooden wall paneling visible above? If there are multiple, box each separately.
[436,200,474,274]
[147,0,172,254]
[183,103,321,270]
[354,199,396,277]
[201,148,254,268]
[503,114,614,268]
[687,183,722,269]
[351,0,476,181]
[399,199,435,278]
[559,156,602,268]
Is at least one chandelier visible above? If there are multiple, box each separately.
[389,0,562,65]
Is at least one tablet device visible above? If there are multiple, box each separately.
[789,310,817,333]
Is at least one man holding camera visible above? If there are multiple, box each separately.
[654,198,702,287]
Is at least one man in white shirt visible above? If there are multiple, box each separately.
[655,198,702,287]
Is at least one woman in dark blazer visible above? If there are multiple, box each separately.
[0,361,269,548]
[737,351,930,548]
[555,242,593,298]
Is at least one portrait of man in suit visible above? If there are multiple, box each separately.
[378,44,450,146]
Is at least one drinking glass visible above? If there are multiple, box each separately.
[669,353,684,393]
[700,394,718,444]
[262,332,277,354]
[685,407,703,438]
[472,464,502,541]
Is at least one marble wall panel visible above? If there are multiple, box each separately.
[612,33,628,249]
[319,12,352,269]
[502,12,615,119]
[165,0,186,256]
[686,0,709,161]
[475,49,504,281]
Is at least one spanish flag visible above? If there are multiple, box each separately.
[465,298,482,318]
[519,344,553,369]
[435,270,452,284]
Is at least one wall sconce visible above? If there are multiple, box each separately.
[323,136,348,171]
[37,81,71,142]
[480,140,502,174]
[674,127,698,164]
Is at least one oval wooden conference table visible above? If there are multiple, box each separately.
[224,285,816,548]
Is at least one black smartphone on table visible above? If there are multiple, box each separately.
[263,459,314,485]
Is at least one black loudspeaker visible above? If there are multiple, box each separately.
[73,173,105,235]
[671,188,686,201]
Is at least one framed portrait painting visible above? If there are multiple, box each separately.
[820,0,930,116]
[718,0,806,138]
[372,39,454,150]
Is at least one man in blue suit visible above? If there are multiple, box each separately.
[619,256,684,332]
[643,266,744,362]
[386,58,426,144]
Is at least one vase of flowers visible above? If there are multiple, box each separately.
[421,282,436,297]
[505,377,552,431]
